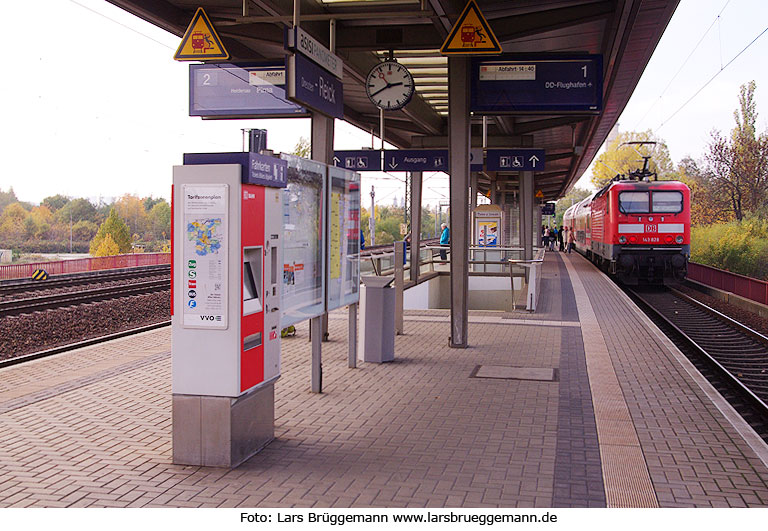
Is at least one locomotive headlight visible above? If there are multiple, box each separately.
[619,236,626,244]
[675,235,684,244]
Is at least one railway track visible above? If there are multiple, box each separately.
[0,264,169,297]
[628,286,768,440]
[0,279,170,317]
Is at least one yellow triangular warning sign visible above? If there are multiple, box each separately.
[535,190,544,199]
[174,7,229,61]
[440,0,502,55]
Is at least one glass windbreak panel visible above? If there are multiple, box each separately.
[652,191,683,213]
[327,166,361,311]
[619,191,650,213]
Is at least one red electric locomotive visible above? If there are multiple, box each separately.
[563,145,690,284]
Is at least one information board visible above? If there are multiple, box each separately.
[182,184,228,329]
[327,166,361,312]
[470,55,603,113]
[189,63,308,118]
[280,155,326,327]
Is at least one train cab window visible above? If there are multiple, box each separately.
[651,191,683,213]
[618,191,649,214]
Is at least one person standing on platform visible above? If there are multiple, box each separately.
[541,225,547,248]
[557,225,564,252]
[567,226,575,253]
[439,223,450,261]
[548,227,555,250]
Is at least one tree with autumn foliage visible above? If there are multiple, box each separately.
[590,130,675,189]
[703,81,768,221]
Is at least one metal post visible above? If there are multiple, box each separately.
[310,316,322,392]
[394,242,404,335]
[369,186,376,246]
[520,171,534,261]
[409,171,422,284]
[448,57,470,348]
[293,0,300,28]
[348,302,357,368]
[311,112,334,389]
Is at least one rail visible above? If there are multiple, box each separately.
[688,262,768,307]
[0,253,171,281]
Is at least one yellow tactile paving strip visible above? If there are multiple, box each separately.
[561,255,659,508]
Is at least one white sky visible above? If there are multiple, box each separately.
[2,0,768,205]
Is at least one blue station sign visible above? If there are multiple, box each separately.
[286,53,343,119]
[189,63,307,118]
[470,55,603,114]
[384,149,448,172]
[486,149,545,172]
[333,150,382,171]
[183,152,288,188]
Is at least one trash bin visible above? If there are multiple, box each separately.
[359,275,395,363]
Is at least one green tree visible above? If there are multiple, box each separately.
[93,233,120,257]
[148,201,171,239]
[90,208,132,255]
[72,220,99,241]
[591,130,674,188]
[42,194,70,212]
[56,198,98,224]
[293,137,311,158]
[704,81,768,221]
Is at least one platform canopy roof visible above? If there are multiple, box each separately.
[107,0,679,200]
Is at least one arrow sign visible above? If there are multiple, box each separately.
[333,151,382,171]
[384,149,449,172]
[486,149,545,172]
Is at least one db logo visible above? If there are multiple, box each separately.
[645,224,658,233]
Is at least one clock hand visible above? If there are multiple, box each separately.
[369,83,392,98]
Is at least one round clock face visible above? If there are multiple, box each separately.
[365,61,415,111]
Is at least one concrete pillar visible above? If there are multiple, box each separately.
[448,57,470,348]
[519,171,534,261]
[409,172,422,284]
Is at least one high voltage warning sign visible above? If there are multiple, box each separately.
[174,7,229,61]
[440,0,501,55]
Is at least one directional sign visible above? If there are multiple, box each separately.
[183,152,288,188]
[441,0,501,55]
[471,55,603,113]
[333,150,382,171]
[486,149,545,172]
[384,150,448,172]
[286,53,343,119]
[541,202,555,215]
[189,63,307,118]
[174,8,229,61]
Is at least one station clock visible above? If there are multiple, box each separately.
[365,61,415,111]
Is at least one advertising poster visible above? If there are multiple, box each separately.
[281,155,326,328]
[327,166,361,312]
[182,184,228,329]
[478,220,498,246]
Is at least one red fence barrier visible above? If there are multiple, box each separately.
[0,253,171,281]
[688,262,768,306]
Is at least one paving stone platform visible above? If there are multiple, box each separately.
[0,252,766,508]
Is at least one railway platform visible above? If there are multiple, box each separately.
[1,252,767,508]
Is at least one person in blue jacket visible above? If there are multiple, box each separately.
[439,223,449,260]
[360,229,365,250]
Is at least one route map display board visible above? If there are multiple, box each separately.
[327,166,361,312]
[189,63,308,118]
[280,155,326,328]
[182,184,228,329]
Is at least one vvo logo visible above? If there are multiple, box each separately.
[199,315,223,322]
[645,224,658,233]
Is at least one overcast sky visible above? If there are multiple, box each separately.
[2,0,768,205]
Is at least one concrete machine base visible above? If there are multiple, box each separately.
[172,381,275,468]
